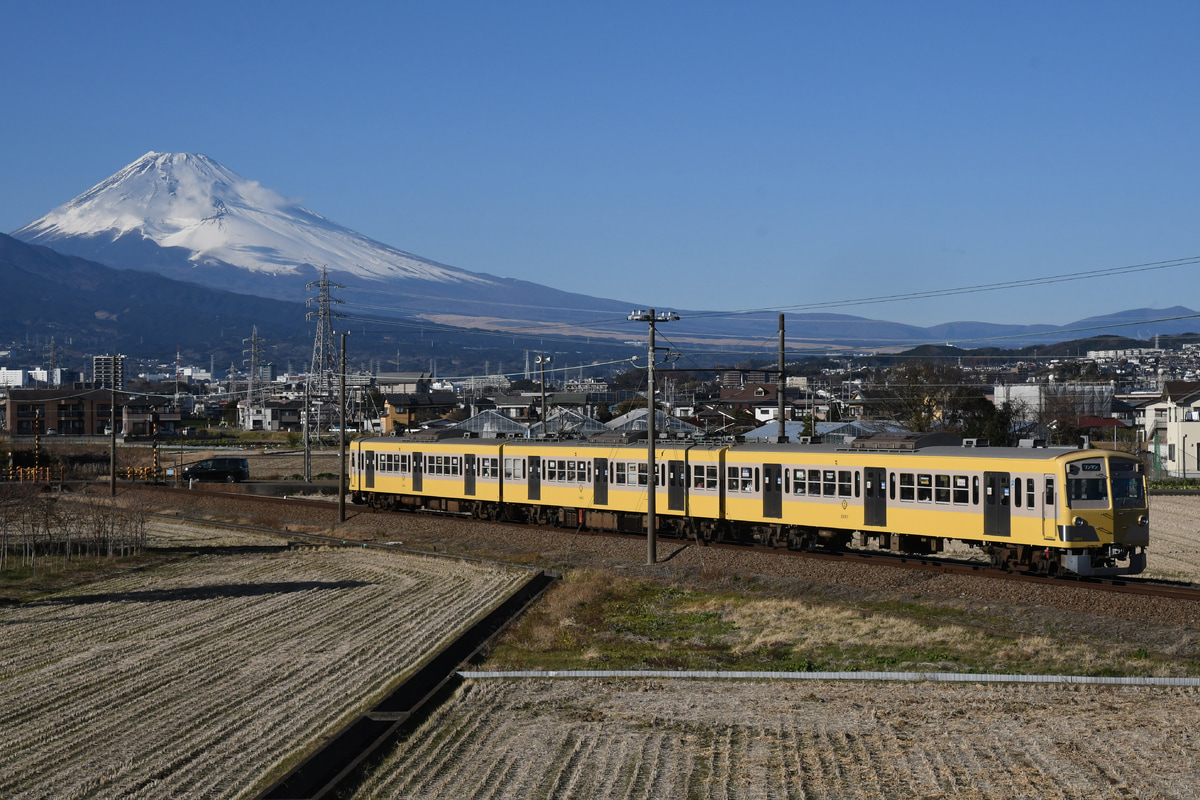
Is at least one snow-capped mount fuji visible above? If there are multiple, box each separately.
[13,151,632,325]
[16,151,489,285]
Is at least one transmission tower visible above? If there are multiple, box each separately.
[243,326,263,410]
[306,266,345,397]
[45,336,60,374]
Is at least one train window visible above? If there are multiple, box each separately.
[953,475,969,505]
[615,462,627,484]
[546,460,557,481]
[755,468,761,493]
[899,473,914,501]
[1014,478,1023,508]
[793,470,806,495]
[693,465,705,489]
[854,471,860,498]
[1027,480,1035,508]
[973,476,979,504]
[784,469,791,494]
[823,470,837,497]
[728,467,739,491]
[935,475,950,504]
[566,461,576,482]
[453,457,461,476]
[638,464,649,486]
[809,469,821,496]
[890,472,896,500]
[402,454,410,473]
[917,474,932,503]
[587,462,593,483]
[707,466,718,490]
[740,467,753,492]
[838,470,852,497]
[1067,475,1107,506]
[660,464,666,487]
[504,458,513,479]
[1045,478,1055,506]
[1111,460,1145,509]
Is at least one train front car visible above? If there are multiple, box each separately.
[1055,451,1148,577]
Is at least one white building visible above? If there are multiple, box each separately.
[1141,382,1200,478]
[0,368,27,388]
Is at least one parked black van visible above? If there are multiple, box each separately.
[182,457,250,483]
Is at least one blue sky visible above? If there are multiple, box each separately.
[2,2,1197,326]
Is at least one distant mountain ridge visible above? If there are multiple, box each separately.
[10,152,1200,349]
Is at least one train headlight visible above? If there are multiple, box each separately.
[1138,514,1149,526]
[1073,516,1086,527]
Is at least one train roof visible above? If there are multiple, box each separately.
[356,433,1140,464]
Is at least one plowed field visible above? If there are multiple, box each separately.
[0,519,531,799]
[352,678,1200,799]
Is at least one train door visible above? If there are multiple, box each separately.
[364,450,375,490]
[528,455,541,501]
[864,467,886,527]
[1041,474,1058,540]
[763,463,782,519]
[464,453,476,497]
[983,471,1010,538]
[594,458,608,506]
[668,460,686,512]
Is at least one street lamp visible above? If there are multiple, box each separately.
[627,309,680,565]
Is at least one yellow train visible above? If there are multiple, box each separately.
[350,430,1149,577]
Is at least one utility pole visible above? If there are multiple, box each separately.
[628,309,680,565]
[537,354,552,436]
[303,380,311,482]
[777,313,787,443]
[339,332,348,523]
[109,355,117,497]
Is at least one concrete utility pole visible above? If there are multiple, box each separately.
[303,380,311,483]
[537,354,552,435]
[628,309,680,565]
[109,355,117,497]
[777,313,787,443]
[339,332,348,523]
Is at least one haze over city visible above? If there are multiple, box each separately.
[2,1,1198,326]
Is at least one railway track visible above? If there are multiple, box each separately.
[136,483,1200,605]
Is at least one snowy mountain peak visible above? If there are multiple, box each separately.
[14,152,489,286]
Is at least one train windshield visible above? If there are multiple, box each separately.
[1066,458,1109,507]
[1110,459,1147,509]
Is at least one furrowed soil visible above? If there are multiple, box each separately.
[16,485,1200,797]
[0,513,532,800]
[349,678,1200,800]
